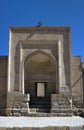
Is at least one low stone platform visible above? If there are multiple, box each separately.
[22,112,72,117]
[0,116,83,129]
[7,93,74,116]
[0,126,84,130]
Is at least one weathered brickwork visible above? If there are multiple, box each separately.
[0,56,7,92]
[0,56,7,115]
[6,92,30,116]
[71,56,83,102]
[51,94,72,116]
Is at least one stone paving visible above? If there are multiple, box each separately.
[0,116,83,128]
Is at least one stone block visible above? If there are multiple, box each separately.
[6,108,12,116]
[51,94,72,115]
[24,94,30,102]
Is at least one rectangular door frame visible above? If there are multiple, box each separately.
[35,82,46,97]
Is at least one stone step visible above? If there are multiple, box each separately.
[30,97,50,103]
[30,101,50,105]
[29,97,51,113]
[30,97,50,102]
[36,108,50,113]
[30,99,50,102]
[29,104,51,109]
[25,113,72,117]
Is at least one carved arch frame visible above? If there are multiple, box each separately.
[19,40,58,94]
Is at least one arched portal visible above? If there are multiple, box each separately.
[24,50,57,97]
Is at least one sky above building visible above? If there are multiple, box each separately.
[0,0,84,60]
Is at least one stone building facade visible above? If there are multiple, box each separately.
[0,26,84,116]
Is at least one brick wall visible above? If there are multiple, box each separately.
[71,56,83,102]
[0,56,8,115]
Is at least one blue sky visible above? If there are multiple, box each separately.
[0,0,84,61]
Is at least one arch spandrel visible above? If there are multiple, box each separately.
[24,50,56,65]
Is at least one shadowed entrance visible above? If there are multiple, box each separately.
[24,50,56,98]
[24,50,56,113]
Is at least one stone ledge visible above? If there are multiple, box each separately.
[10,26,70,33]
[0,126,83,130]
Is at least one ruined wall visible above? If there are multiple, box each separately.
[71,56,83,102]
[0,56,7,115]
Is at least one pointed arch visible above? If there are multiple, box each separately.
[21,50,58,97]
